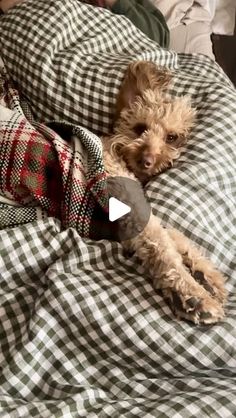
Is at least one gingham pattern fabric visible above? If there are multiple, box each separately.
[0,218,236,418]
[1,1,236,417]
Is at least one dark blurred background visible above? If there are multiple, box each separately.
[212,16,236,87]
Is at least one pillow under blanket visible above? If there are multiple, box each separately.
[0,0,177,135]
[0,0,236,281]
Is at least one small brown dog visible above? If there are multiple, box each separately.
[102,61,227,324]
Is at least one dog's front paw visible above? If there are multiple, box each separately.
[163,288,225,325]
[167,229,227,307]
[190,266,227,305]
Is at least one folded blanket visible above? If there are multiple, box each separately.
[150,0,194,29]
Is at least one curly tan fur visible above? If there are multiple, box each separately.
[110,61,196,184]
[103,61,227,324]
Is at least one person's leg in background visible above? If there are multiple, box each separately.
[169,22,215,60]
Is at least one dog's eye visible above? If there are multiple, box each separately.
[166,133,178,144]
[133,123,147,136]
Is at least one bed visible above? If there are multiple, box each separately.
[0,1,236,417]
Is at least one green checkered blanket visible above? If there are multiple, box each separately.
[1,1,236,417]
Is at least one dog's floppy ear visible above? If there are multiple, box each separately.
[116,61,171,119]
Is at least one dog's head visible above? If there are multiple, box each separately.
[110,61,196,184]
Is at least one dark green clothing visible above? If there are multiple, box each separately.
[111,0,169,47]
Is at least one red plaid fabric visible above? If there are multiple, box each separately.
[0,64,108,237]
[0,114,63,217]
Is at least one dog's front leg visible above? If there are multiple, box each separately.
[166,228,227,305]
[122,214,225,324]
[103,149,225,324]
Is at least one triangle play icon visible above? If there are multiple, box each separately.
[109,197,131,222]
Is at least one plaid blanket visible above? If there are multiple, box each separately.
[0,1,236,417]
[0,60,108,236]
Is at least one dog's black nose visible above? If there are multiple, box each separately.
[139,154,155,169]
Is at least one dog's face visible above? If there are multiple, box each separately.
[110,62,196,184]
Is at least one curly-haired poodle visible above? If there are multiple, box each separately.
[102,61,227,324]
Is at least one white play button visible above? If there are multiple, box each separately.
[109,197,131,222]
